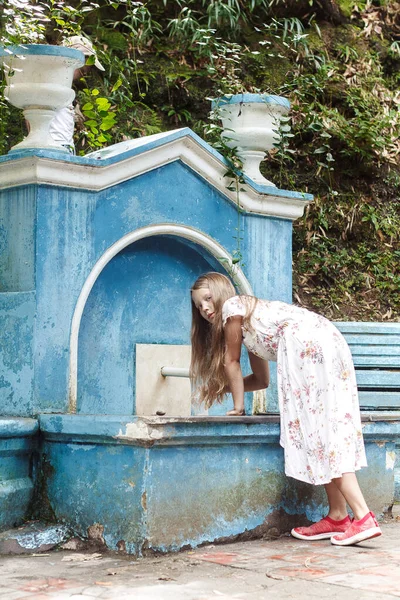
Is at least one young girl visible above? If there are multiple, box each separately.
[190,272,382,546]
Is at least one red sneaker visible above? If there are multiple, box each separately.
[291,515,351,541]
[331,511,382,546]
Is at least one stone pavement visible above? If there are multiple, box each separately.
[0,517,399,600]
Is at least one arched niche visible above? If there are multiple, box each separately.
[69,224,252,414]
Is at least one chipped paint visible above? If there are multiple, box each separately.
[66,444,97,452]
[87,523,106,547]
[386,450,396,471]
[7,525,69,550]
[117,421,164,443]
[36,414,399,554]
[0,137,399,554]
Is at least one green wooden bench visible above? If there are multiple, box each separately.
[336,322,400,411]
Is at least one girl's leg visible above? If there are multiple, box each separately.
[324,481,348,520]
[331,472,370,520]
[292,473,381,543]
[329,473,382,545]
[291,482,350,540]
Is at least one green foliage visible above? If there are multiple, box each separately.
[78,87,117,151]
[0,0,103,44]
[1,0,48,44]
[1,0,400,319]
[106,0,162,49]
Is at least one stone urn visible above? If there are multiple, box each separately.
[212,93,291,186]
[0,44,84,153]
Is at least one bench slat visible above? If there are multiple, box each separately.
[355,371,400,388]
[350,358,400,369]
[340,335,400,346]
[348,346,400,356]
[359,391,400,410]
[336,322,400,335]
[323,322,399,410]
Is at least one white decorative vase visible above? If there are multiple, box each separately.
[0,44,84,153]
[212,93,291,186]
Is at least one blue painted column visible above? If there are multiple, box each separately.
[243,212,294,414]
[244,213,293,302]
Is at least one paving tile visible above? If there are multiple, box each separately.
[40,591,90,598]
[0,590,35,599]
[65,596,100,600]
[0,521,399,600]
[196,552,245,566]
[268,551,337,563]
[75,586,109,597]
[265,565,334,579]
[320,564,400,596]
[19,578,84,594]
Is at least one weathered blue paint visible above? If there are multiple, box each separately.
[40,415,289,552]
[32,161,272,413]
[79,236,222,414]
[0,186,36,292]
[0,292,35,415]
[0,127,399,553]
[244,214,293,413]
[39,414,398,552]
[43,441,147,553]
[0,522,71,553]
[19,155,298,416]
[0,418,38,532]
[146,443,285,550]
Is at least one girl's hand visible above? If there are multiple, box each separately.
[226,408,245,416]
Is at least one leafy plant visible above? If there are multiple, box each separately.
[0,0,48,44]
[77,87,117,151]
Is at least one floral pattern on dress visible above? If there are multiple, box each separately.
[222,296,368,486]
[334,357,352,382]
[288,418,303,449]
[299,342,324,364]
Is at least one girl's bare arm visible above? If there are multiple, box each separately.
[224,318,270,404]
[244,352,270,391]
[224,316,245,412]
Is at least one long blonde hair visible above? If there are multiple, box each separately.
[190,272,257,408]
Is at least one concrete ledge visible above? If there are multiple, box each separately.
[0,418,38,438]
[39,413,400,447]
[39,414,280,446]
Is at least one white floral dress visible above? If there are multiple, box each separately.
[222,296,367,486]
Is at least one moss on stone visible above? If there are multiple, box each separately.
[98,29,129,53]
[27,454,57,524]
[337,0,368,18]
